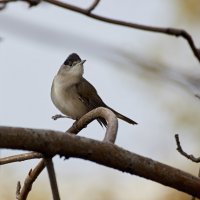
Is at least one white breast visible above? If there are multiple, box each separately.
[51,75,87,119]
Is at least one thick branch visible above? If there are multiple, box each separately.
[0,126,200,198]
[6,107,117,199]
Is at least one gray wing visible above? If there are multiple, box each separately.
[75,78,107,126]
[76,78,137,126]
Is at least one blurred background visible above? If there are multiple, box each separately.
[1,0,200,199]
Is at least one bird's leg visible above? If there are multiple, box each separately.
[52,114,70,120]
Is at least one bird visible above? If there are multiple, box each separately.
[51,53,137,127]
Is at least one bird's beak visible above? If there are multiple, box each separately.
[80,60,86,64]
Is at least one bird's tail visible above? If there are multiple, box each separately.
[108,107,137,125]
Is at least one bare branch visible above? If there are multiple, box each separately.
[15,107,116,199]
[49,107,117,199]
[0,151,59,199]
[86,0,100,13]
[0,152,43,165]
[16,159,46,200]
[1,126,200,198]
[175,134,200,162]
[43,0,200,62]
[16,182,21,199]
[67,107,118,143]
[45,158,60,200]
[0,0,199,62]
[0,0,40,6]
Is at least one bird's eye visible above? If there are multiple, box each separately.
[72,61,78,66]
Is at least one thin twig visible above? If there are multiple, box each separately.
[86,0,100,13]
[175,134,200,200]
[0,0,199,62]
[0,151,59,199]
[16,159,46,200]
[45,158,60,200]
[175,134,200,162]
[16,182,21,199]
[67,107,118,143]
[43,0,200,63]
[0,152,43,165]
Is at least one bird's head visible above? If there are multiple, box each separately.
[60,53,86,77]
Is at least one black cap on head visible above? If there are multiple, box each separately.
[64,53,81,65]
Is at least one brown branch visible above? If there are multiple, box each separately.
[0,152,43,165]
[0,0,199,62]
[175,134,200,200]
[45,158,60,200]
[48,107,117,199]
[1,126,200,198]
[16,181,21,199]
[175,134,200,162]
[15,107,116,199]
[12,156,60,200]
[67,107,118,143]
[16,159,46,200]
[0,0,39,7]
[53,108,118,143]
[86,0,100,13]
[0,149,59,199]
[45,0,200,62]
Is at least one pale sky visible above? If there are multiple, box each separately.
[1,1,200,199]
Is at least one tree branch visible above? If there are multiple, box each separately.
[0,152,43,165]
[44,0,200,62]
[67,107,118,143]
[53,107,118,143]
[16,159,46,200]
[45,158,60,200]
[0,0,199,62]
[6,107,117,199]
[86,0,100,13]
[49,107,118,200]
[175,134,200,162]
[0,126,200,198]
[14,157,60,200]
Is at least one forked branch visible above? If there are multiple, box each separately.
[1,126,200,198]
[16,159,46,200]
[1,107,118,200]
[0,0,200,62]
[67,107,118,143]
[175,134,200,163]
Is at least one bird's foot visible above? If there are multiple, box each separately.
[52,114,69,120]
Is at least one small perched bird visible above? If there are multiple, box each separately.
[51,53,137,127]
